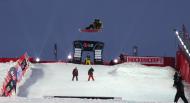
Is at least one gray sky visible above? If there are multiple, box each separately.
[0,0,190,61]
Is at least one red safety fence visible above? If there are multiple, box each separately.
[0,55,175,68]
[0,58,19,62]
[0,58,34,63]
[120,55,175,67]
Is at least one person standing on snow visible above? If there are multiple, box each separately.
[88,67,94,81]
[174,75,188,103]
[72,67,78,81]
[85,53,91,65]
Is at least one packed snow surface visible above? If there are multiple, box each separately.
[0,62,190,103]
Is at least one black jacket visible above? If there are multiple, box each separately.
[88,68,94,75]
[72,68,78,76]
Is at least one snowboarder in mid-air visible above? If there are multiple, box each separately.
[79,19,103,32]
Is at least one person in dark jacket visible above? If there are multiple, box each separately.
[174,76,188,103]
[72,67,78,81]
[88,67,94,81]
[173,71,180,87]
[85,19,103,30]
[93,19,102,29]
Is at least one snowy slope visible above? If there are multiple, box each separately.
[1,62,190,103]
[17,62,189,102]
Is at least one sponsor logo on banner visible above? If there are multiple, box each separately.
[127,56,164,64]
[0,52,29,96]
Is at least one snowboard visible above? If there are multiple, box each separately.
[79,29,102,33]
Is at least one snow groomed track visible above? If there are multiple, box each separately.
[1,62,190,103]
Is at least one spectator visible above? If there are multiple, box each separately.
[174,75,188,103]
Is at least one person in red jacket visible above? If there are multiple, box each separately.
[88,67,94,81]
[72,67,78,81]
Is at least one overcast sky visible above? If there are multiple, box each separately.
[0,0,190,61]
